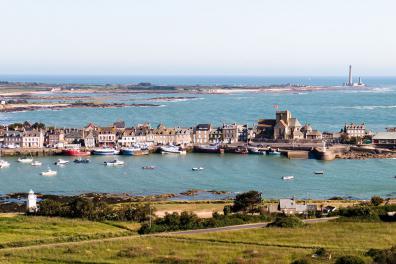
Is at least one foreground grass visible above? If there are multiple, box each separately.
[0,219,394,263]
[0,216,138,248]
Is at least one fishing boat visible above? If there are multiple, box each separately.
[192,167,204,171]
[142,165,156,170]
[54,159,69,165]
[120,147,149,156]
[314,170,324,175]
[160,145,186,155]
[104,159,124,166]
[91,148,118,155]
[266,148,281,155]
[235,146,249,154]
[0,160,10,168]
[282,176,294,180]
[248,146,266,155]
[74,158,90,164]
[18,157,34,163]
[63,149,91,156]
[31,160,42,166]
[41,168,57,176]
[194,144,220,153]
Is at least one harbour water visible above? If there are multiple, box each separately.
[1,75,396,199]
[0,154,395,200]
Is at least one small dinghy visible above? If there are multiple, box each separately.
[0,160,10,168]
[142,166,156,170]
[54,159,69,165]
[74,158,90,164]
[282,176,294,180]
[18,157,33,163]
[192,167,204,171]
[41,168,57,176]
[314,170,324,175]
[104,159,124,166]
[31,160,42,166]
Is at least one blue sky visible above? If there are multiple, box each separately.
[0,0,395,76]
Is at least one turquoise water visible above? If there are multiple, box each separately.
[1,76,396,199]
[0,154,395,199]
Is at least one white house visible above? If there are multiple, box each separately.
[22,130,44,148]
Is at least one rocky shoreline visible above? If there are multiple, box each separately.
[0,190,233,213]
[0,102,161,113]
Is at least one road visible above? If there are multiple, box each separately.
[0,217,338,252]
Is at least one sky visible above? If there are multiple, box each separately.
[0,0,395,76]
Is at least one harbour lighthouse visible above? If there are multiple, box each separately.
[27,189,38,213]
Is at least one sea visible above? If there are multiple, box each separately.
[0,75,396,200]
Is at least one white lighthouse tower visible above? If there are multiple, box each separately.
[27,189,37,213]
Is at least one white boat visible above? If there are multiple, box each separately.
[160,145,186,155]
[314,170,324,175]
[266,149,281,155]
[54,159,69,165]
[104,159,125,166]
[31,160,42,166]
[18,157,34,163]
[192,167,204,171]
[41,168,57,176]
[282,176,294,180]
[0,160,10,168]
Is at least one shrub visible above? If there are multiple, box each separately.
[291,259,310,264]
[371,196,384,206]
[314,247,328,257]
[335,255,364,264]
[338,205,380,221]
[223,205,232,216]
[366,245,396,264]
[268,216,304,228]
[231,191,262,213]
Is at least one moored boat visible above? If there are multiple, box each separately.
[54,159,69,165]
[41,168,57,176]
[314,170,324,175]
[248,146,266,155]
[0,160,10,168]
[31,160,42,166]
[282,176,294,180]
[160,145,186,155]
[92,148,118,155]
[18,157,33,163]
[120,147,149,156]
[104,159,124,166]
[192,167,204,171]
[142,165,156,170]
[194,144,220,153]
[266,148,281,155]
[63,149,91,156]
[74,158,90,164]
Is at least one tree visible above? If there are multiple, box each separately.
[231,190,262,213]
[371,196,384,206]
[335,255,364,264]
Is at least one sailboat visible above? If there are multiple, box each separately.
[0,152,10,168]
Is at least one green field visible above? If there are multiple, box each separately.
[0,216,394,263]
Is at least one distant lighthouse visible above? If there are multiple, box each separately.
[27,189,37,213]
[348,65,353,86]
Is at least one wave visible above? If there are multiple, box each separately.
[334,105,396,110]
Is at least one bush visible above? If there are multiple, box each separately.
[223,205,232,216]
[314,247,328,258]
[371,196,384,206]
[366,245,396,264]
[338,205,380,221]
[231,190,262,213]
[138,211,272,234]
[335,255,364,264]
[268,216,304,228]
[291,259,310,264]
